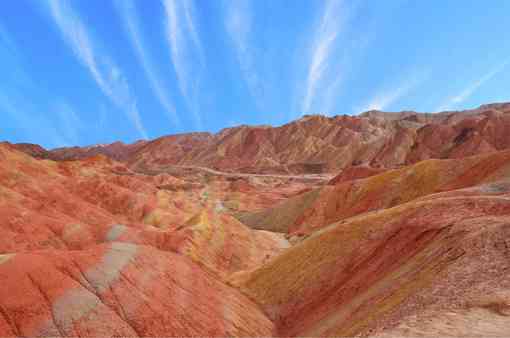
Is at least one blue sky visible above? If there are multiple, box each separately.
[1,0,509,148]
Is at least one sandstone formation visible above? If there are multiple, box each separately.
[2,102,510,337]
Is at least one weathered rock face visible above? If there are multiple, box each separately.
[16,102,510,175]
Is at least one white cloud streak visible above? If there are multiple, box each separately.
[162,0,203,129]
[46,0,148,139]
[302,0,348,113]
[0,92,69,148]
[114,0,181,127]
[0,25,73,148]
[0,23,35,88]
[357,70,429,113]
[436,60,510,112]
[55,101,82,144]
[224,0,263,109]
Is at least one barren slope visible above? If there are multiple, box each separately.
[233,182,510,336]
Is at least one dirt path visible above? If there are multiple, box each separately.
[171,165,333,182]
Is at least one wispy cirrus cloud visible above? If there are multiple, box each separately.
[224,0,263,109]
[0,91,70,148]
[436,60,510,112]
[54,101,82,144]
[162,0,203,129]
[357,70,429,113]
[301,0,350,114]
[0,23,35,88]
[0,24,76,148]
[114,0,181,128]
[46,0,148,139]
